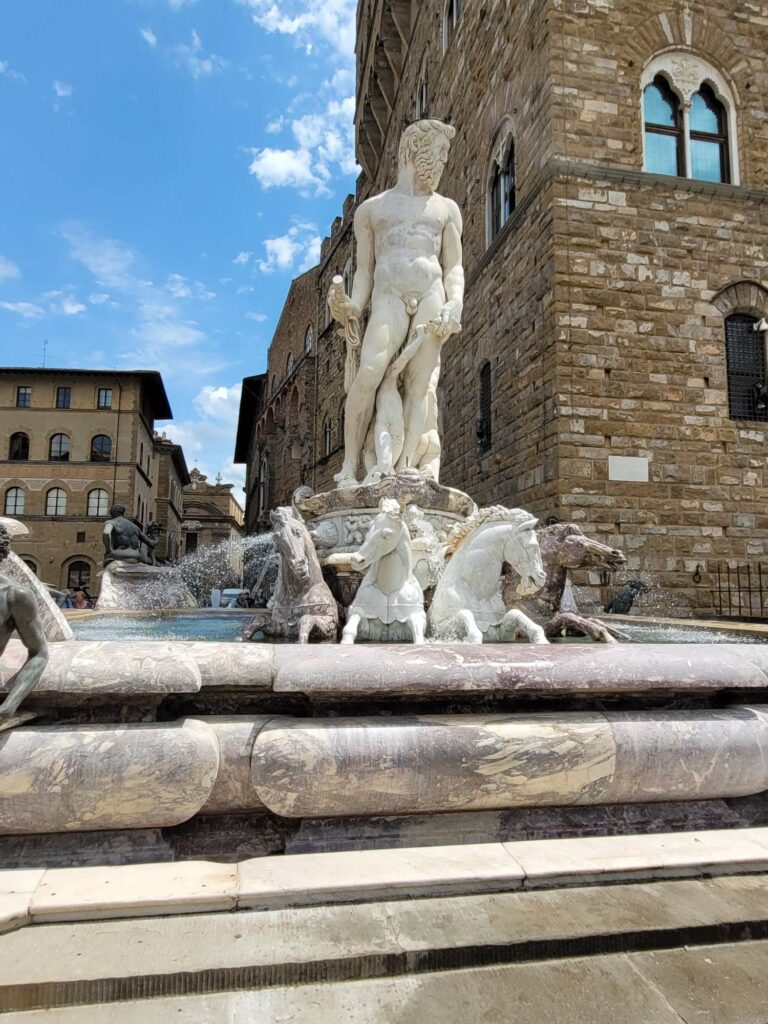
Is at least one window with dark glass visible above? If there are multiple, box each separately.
[490,143,516,241]
[16,386,31,408]
[49,434,70,461]
[97,388,112,409]
[185,532,198,554]
[8,432,29,461]
[444,0,462,49]
[286,353,294,378]
[90,434,112,462]
[22,559,36,574]
[643,76,684,177]
[67,560,91,589]
[477,362,492,451]
[56,386,71,409]
[304,325,314,355]
[324,418,332,456]
[4,487,24,516]
[690,84,729,183]
[46,488,67,515]
[725,314,767,421]
[76,531,86,543]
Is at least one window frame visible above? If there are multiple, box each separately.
[443,0,463,53]
[46,487,68,516]
[724,313,768,422]
[87,488,109,517]
[16,386,31,408]
[56,386,72,410]
[97,387,113,410]
[4,486,25,516]
[477,361,492,452]
[48,433,71,462]
[643,75,685,178]
[90,434,113,463]
[486,122,517,247]
[67,560,92,590]
[8,432,29,461]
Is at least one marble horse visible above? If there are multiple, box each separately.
[506,523,627,643]
[341,498,427,645]
[242,507,338,644]
[428,506,548,643]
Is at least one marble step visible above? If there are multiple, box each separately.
[3,876,768,1017]
[3,827,768,934]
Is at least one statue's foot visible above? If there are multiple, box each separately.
[0,711,36,733]
[334,476,360,491]
[362,469,383,486]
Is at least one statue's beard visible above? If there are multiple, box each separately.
[413,150,444,191]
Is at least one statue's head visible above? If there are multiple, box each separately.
[0,525,10,563]
[398,119,456,191]
[109,504,126,519]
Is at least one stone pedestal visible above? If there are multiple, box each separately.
[97,562,197,611]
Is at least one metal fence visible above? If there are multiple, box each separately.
[714,563,768,620]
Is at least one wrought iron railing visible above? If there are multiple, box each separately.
[714,563,768,620]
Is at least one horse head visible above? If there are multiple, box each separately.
[500,512,547,596]
[351,498,405,572]
[271,506,312,585]
[540,523,626,574]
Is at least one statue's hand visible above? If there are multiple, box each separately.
[328,289,361,325]
[434,298,462,339]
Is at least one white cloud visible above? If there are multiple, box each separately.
[53,80,72,98]
[172,29,228,79]
[163,381,245,489]
[245,310,266,320]
[167,273,216,300]
[61,223,211,366]
[168,0,198,8]
[235,0,356,59]
[233,251,252,265]
[0,256,20,283]
[88,292,111,305]
[258,222,321,274]
[51,295,86,316]
[194,383,242,424]
[0,60,25,84]
[140,26,158,48]
[247,95,356,195]
[266,116,284,134]
[0,301,44,320]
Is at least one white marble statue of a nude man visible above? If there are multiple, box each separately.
[329,118,464,489]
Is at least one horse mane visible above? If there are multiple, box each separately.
[446,506,536,554]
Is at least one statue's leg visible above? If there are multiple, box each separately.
[298,616,312,644]
[457,610,483,644]
[335,299,409,486]
[407,610,427,645]
[398,296,444,472]
[545,612,618,644]
[341,613,361,645]
[501,609,549,645]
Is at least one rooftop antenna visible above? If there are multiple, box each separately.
[41,339,48,367]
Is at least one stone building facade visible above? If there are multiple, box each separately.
[240,0,768,616]
[152,434,190,563]
[181,468,245,556]
[0,368,175,592]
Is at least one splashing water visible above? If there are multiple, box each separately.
[174,533,278,607]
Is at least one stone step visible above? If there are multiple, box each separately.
[3,827,768,933]
[3,876,768,1018]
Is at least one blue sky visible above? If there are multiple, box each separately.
[0,0,358,494]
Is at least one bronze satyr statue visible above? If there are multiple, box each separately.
[103,504,161,566]
[0,525,48,723]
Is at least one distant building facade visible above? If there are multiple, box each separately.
[152,433,190,563]
[181,468,245,555]
[0,368,174,592]
[239,0,768,616]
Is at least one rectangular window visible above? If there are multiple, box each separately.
[185,532,198,554]
[726,315,768,421]
[76,531,86,543]
[97,387,112,409]
[16,386,31,408]
[56,386,71,409]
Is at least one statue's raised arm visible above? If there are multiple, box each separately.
[328,119,463,490]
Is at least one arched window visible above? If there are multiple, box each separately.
[49,434,70,462]
[641,55,736,184]
[488,129,516,243]
[46,487,67,516]
[87,488,109,517]
[443,0,462,51]
[643,76,684,177]
[304,324,314,355]
[690,84,729,183]
[67,560,91,590]
[286,353,294,378]
[477,362,492,451]
[90,434,112,462]
[416,53,429,118]
[258,452,269,516]
[4,487,24,516]
[323,417,333,457]
[8,432,29,461]
[725,314,768,421]
[22,559,37,574]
